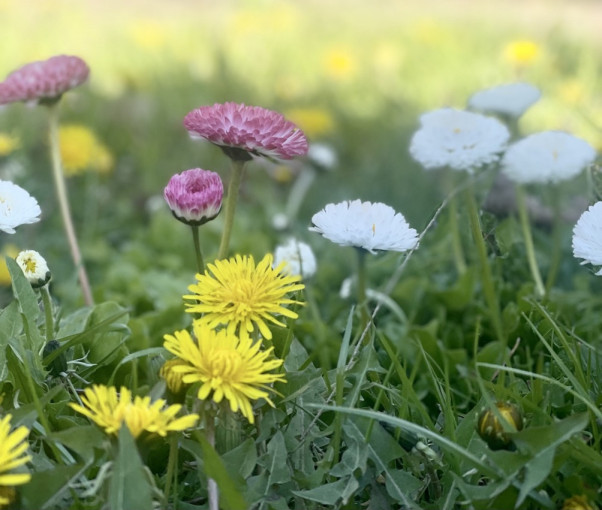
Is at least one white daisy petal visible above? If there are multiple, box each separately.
[309,200,418,254]
[502,131,596,184]
[573,202,602,273]
[409,108,510,172]
[0,180,41,234]
[273,238,317,278]
[468,82,541,118]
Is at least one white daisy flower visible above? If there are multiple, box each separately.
[0,180,41,234]
[468,82,541,118]
[16,250,51,287]
[309,200,418,254]
[273,238,317,278]
[502,131,596,184]
[409,108,510,172]
[572,202,602,275]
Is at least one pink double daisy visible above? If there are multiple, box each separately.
[184,102,309,161]
[0,55,89,105]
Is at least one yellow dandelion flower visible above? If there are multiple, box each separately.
[0,415,31,506]
[504,39,540,66]
[70,385,198,438]
[0,244,19,286]
[128,20,167,50]
[59,124,113,177]
[184,254,305,340]
[160,358,190,394]
[0,133,19,157]
[284,107,335,139]
[163,323,286,424]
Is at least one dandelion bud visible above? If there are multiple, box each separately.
[15,250,51,288]
[476,401,523,451]
[43,340,67,377]
[163,168,223,226]
[562,495,597,510]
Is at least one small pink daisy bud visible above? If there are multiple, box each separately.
[183,102,309,161]
[164,168,223,226]
[0,55,90,105]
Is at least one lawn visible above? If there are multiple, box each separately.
[0,1,601,509]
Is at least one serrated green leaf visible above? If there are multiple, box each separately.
[20,463,88,510]
[292,478,348,505]
[264,430,291,485]
[7,257,39,322]
[222,438,257,479]
[108,426,153,510]
[196,432,247,510]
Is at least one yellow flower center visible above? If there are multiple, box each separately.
[21,256,37,274]
[209,348,243,382]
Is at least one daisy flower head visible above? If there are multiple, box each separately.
[0,180,41,234]
[309,200,418,254]
[572,202,602,275]
[69,385,199,438]
[183,102,309,161]
[502,131,596,184]
[409,108,510,172]
[184,253,304,341]
[16,250,51,288]
[273,238,317,278]
[163,323,286,424]
[0,415,31,506]
[468,83,541,119]
[164,168,223,226]
[0,55,89,105]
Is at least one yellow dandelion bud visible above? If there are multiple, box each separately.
[160,359,189,394]
[562,495,598,510]
[477,401,524,451]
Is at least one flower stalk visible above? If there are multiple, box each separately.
[47,103,94,306]
[217,159,246,260]
[191,225,205,275]
[465,184,505,345]
[515,185,545,297]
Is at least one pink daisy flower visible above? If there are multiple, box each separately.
[183,102,309,161]
[0,55,90,105]
[164,168,223,226]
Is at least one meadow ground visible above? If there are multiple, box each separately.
[0,1,601,509]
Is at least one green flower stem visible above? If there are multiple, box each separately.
[465,184,505,345]
[47,103,94,306]
[545,186,562,293]
[40,285,54,342]
[163,433,179,510]
[515,185,545,297]
[205,414,219,510]
[217,159,247,260]
[449,195,467,274]
[356,248,370,334]
[191,225,205,274]
[285,167,316,223]
[20,319,64,464]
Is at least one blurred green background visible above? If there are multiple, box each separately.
[0,0,601,310]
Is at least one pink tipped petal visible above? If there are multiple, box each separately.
[0,55,89,105]
[164,168,224,226]
[183,102,309,160]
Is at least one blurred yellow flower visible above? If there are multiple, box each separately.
[504,39,540,66]
[0,244,19,286]
[59,124,113,176]
[0,133,20,157]
[558,79,585,105]
[562,495,597,510]
[323,48,357,79]
[284,107,335,139]
[128,20,167,50]
[411,19,449,46]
